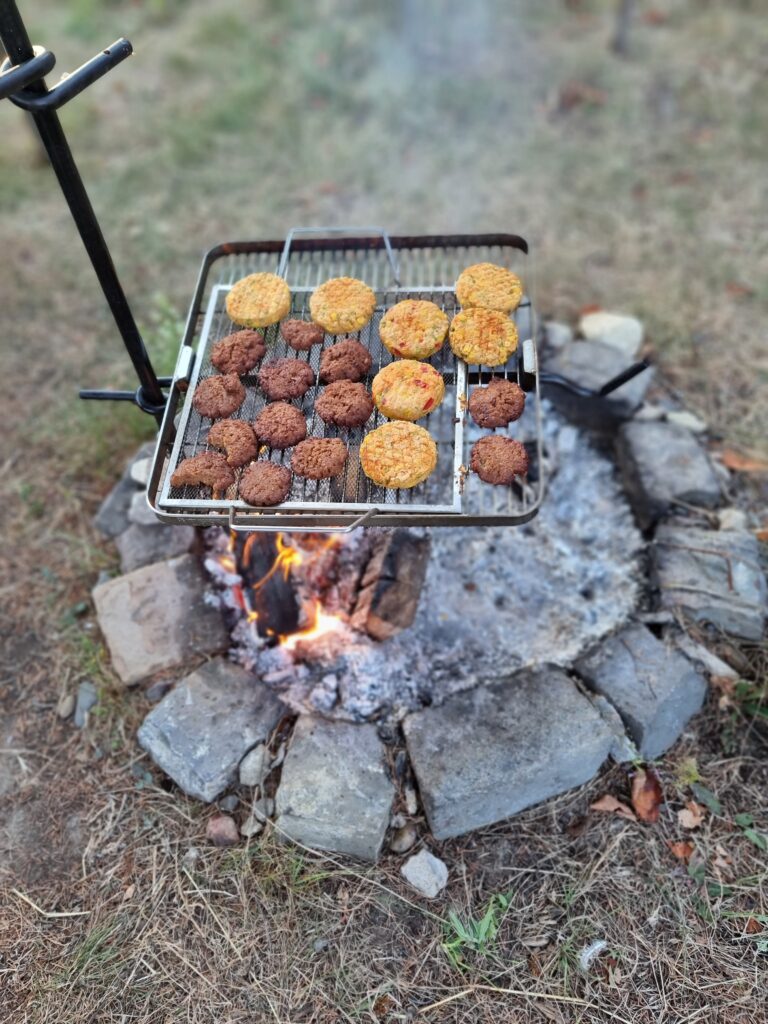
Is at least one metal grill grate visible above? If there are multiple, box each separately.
[149,233,545,530]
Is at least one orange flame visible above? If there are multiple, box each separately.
[249,533,304,593]
[279,600,345,651]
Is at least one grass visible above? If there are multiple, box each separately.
[1,1,767,1021]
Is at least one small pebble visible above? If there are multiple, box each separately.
[666,409,707,434]
[250,797,275,822]
[390,812,407,830]
[240,815,264,838]
[239,744,266,787]
[400,848,448,898]
[271,742,286,769]
[219,794,239,813]
[74,680,99,728]
[182,847,200,870]
[404,786,418,817]
[313,937,330,953]
[206,814,239,847]
[390,824,417,854]
[145,679,173,703]
[56,692,75,720]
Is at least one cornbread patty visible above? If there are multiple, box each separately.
[379,299,449,360]
[372,359,445,422]
[449,308,518,367]
[309,277,376,334]
[239,461,292,507]
[280,318,325,351]
[455,262,523,313]
[208,419,258,467]
[467,377,526,428]
[319,338,372,383]
[291,438,348,479]
[314,381,373,428]
[211,329,265,375]
[226,272,291,328]
[470,435,529,485]
[360,421,437,489]
[192,373,246,419]
[253,401,307,449]
[171,452,235,497]
[258,358,315,401]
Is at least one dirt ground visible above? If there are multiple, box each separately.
[1,1,767,1021]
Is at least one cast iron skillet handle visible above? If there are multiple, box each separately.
[277,226,401,286]
[227,506,379,535]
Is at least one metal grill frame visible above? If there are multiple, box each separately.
[147,232,545,531]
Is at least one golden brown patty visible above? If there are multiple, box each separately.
[379,299,449,360]
[280,318,325,351]
[314,381,373,428]
[467,378,526,428]
[470,435,529,485]
[449,308,518,367]
[210,329,266,375]
[310,277,376,334]
[192,374,246,419]
[319,338,372,383]
[291,438,348,479]
[253,402,307,449]
[258,358,315,401]
[225,273,291,328]
[372,359,445,422]
[359,421,437,489]
[239,462,292,506]
[171,452,235,497]
[455,262,523,313]
[208,419,259,467]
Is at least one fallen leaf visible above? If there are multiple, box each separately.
[712,844,732,872]
[590,794,637,822]
[756,528,768,543]
[631,768,664,824]
[710,674,736,696]
[558,81,608,112]
[666,840,695,862]
[579,303,603,316]
[746,917,763,935]
[642,8,668,25]
[372,993,396,1019]
[725,281,754,299]
[678,801,705,830]
[122,883,136,901]
[718,448,768,474]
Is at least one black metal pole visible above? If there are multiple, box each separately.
[0,0,166,423]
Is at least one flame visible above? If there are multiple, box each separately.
[250,533,304,592]
[279,599,344,651]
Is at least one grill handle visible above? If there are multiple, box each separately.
[277,226,401,286]
[228,506,379,535]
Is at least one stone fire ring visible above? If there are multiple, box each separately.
[90,313,767,873]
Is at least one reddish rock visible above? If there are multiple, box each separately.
[205,814,239,848]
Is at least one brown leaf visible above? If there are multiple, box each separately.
[666,840,695,862]
[590,794,637,822]
[718,448,768,474]
[725,281,754,299]
[579,303,603,317]
[678,801,705,830]
[755,528,768,543]
[631,768,663,824]
[558,81,608,112]
[372,994,395,1019]
[642,9,668,25]
[710,674,736,696]
[745,917,763,935]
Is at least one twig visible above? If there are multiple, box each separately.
[420,983,634,1023]
[11,888,90,918]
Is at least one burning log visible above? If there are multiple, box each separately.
[352,530,431,641]
[235,533,300,640]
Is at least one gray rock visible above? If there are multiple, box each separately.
[218,794,239,813]
[718,508,748,532]
[206,814,239,847]
[672,633,738,681]
[390,824,418,854]
[576,624,707,760]
[115,523,196,573]
[137,659,283,802]
[653,524,767,640]
[616,421,722,528]
[130,457,152,487]
[403,668,613,840]
[56,692,75,720]
[275,717,394,861]
[145,680,174,703]
[580,311,644,358]
[93,473,137,539]
[400,848,448,898]
[544,340,653,425]
[250,796,275,821]
[92,554,228,685]
[666,409,707,434]
[544,320,573,351]
[74,680,98,728]
[239,744,267,787]
[240,814,264,838]
[587,692,639,763]
[128,490,159,527]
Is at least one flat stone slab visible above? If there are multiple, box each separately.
[403,668,614,840]
[137,659,283,802]
[275,717,394,861]
[544,339,653,425]
[93,554,229,685]
[653,525,767,640]
[576,623,707,760]
[616,421,721,528]
[115,522,196,573]
[580,311,644,358]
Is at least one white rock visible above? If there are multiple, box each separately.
[239,744,267,787]
[718,508,748,532]
[128,490,158,527]
[666,410,707,434]
[404,786,418,816]
[544,321,573,350]
[56,692,75,719]
[580,312,644,358]
[400,848,448,898]
[240,815,264,838]
[634,404,666,421]
[130,457,152,487]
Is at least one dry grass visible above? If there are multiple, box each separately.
[1,1,767,1021]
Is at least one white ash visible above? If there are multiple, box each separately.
[206,403,643,723]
